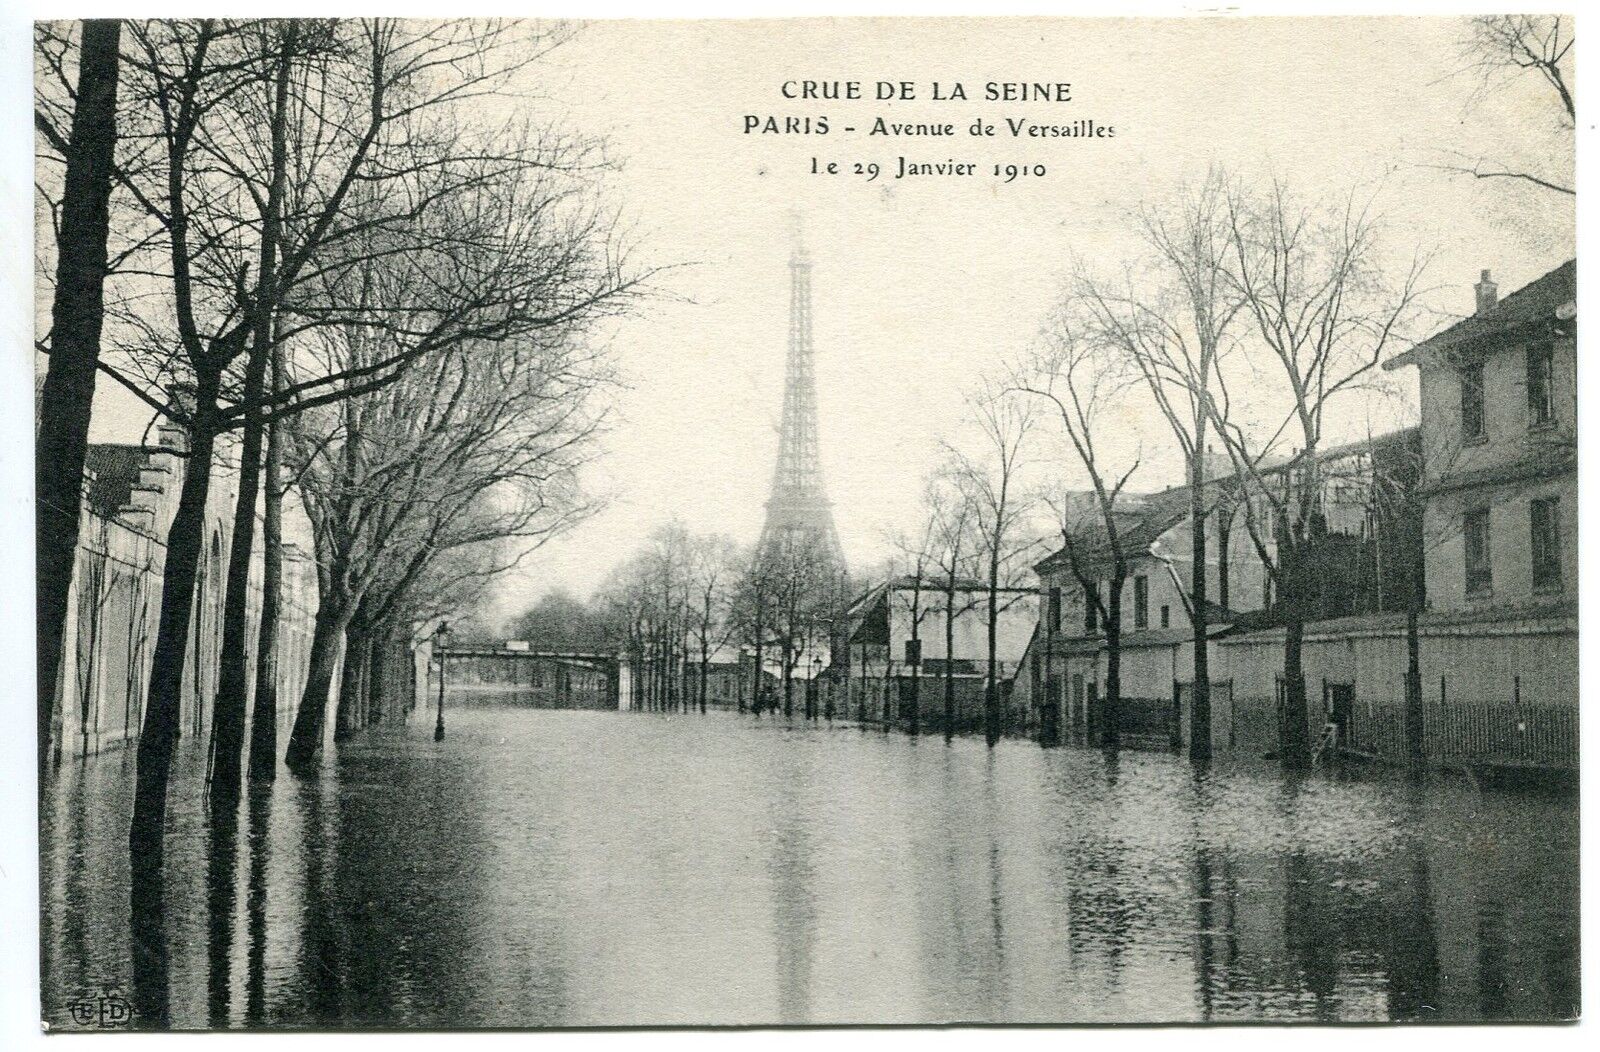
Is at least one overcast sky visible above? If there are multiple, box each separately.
[83,16,1577,628]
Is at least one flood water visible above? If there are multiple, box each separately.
[42,700,1579,1028]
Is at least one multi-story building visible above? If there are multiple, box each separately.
[1028,262,1577,771]
[1031,428,1423,747]
[1383,261,1576,614]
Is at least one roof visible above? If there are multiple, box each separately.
[83,444,150,520]
[881,573,989,592]
[1049,620,1236,655]
[1118,624,1234,649]
[1035,496,1188,576]
[1223,599,1575,642]
[1039,428,1421,579]
[1314,426,1420,465]
[846,575,1020,616]
[1421,444,1576,496]
[1385,260,1576,370]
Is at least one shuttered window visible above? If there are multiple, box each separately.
[1531,498,1562,591]
[1464,506,1492,595]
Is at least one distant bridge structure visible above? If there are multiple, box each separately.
[433,642,624,710]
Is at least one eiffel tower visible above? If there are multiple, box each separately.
[757,243,847,577]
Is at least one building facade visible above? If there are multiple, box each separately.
[51,422,319,759]
[1032,428,1425,750]
[1385,262,1577,615]
[1026,263,1577,771]
[835,577,1038,731]
[683,660,747,709]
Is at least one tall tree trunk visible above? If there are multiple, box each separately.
[944,583,956,736]
[1104,577,1123,749]
[1282,617,1310,767]
[130,379,219,869]
[985,554,1000,746]
[649,634,658,710]
[208,425,263,800]
[37,19,122,778]
[782,642,794,717]
[335,621,369,740]
[1280,529,1313,769]
[698,640,709,713]
[247,346,285,781]
[209,28,293,807]
[367,632,389,725]
[752,615,764,715]
[334,624,362,740]
[1216,508,1231,613]
[1405,579,1424,767]
[1188,450,1213,763]
[284,590,352,770]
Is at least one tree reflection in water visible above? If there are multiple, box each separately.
[41,707,1580,1028]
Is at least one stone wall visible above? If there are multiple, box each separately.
[51,431,318,759]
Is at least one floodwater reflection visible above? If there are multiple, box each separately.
[42,701,1579,1027]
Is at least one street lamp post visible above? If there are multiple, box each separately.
[434,620,451,741]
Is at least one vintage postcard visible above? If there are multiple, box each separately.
[22,9,1580,1033]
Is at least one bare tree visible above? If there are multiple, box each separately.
[206,19,301,801]
[602,521,696,714]
[651,522,693,712]
[33,19,123,778]
[247,335,286,780]
[924,469,979,736]
[731,546,779,715]
[688,534,741,714]
[1436,15,1575,196]
[282,318,608,765]
[1079,169,1243,763]
[949,389,1038,746]
[1013,307,1142,747]
[766,532,833,719]
[37,18,646,839]
[1213,177,1429,768]
[595,552,653,709]
[886,515,941,735]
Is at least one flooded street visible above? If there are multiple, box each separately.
[42,701,1578,1028]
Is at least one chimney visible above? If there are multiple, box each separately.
[1200,443,1231,482]
[1474,269,1498,315]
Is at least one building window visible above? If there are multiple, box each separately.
[1133,575,1149,629]
[1048,587,1061,633]
[1160,604,1170,629]
[1527,343,1555,428]
[1083,584,1098,635]
[1464,506,1492,596]
[1460,361,1486,441]
[1531,497,1562,591]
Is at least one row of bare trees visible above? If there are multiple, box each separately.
[1009,168,1428,768]
[860,14,1565,761]
[1001,14,1573,766]
[582,524,848,721]
[858,400,1042,743]
[35,19,643,877]
[594,523,744,714]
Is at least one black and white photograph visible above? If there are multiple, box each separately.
[4,4,1587,1036]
